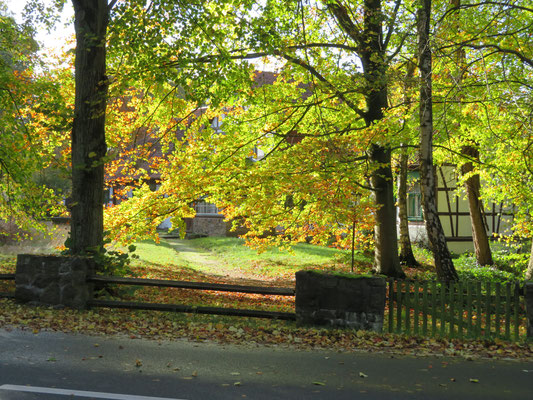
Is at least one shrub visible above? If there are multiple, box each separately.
[453,247,527,282]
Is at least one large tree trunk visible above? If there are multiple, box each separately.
[70,0,109,255]
[461,145,494,265]
[418,0,458,282]
[369,144,404,277]
[361,0,404,278]
[398,146,420,267]
[327,0,404,278]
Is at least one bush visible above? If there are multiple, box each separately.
[453,245,529,282]
[492,249,529,279]
[456,265,517,283]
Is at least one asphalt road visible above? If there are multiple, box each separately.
[0,328,532,399]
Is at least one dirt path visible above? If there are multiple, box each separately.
[163,239,293,287]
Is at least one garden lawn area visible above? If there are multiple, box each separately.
[131,236,372,281]
[107,237,372,313]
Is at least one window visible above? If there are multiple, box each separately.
[407,192,423,221]
[407,171,423,221]
[194,199,220,215]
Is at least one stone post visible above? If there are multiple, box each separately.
[15,254,95,309]
[295,270,386,332]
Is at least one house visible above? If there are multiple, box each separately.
[404,164,513,253]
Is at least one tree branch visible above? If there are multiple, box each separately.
[383,0,402,51]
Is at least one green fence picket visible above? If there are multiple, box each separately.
[422,281,428,336]
[485,281,492,338]
[504,283,511,340]
[440,283,446,337]
[397,281,403,333]
[495,283,501,338]
[388,278,394,334]
[476,281,482,337]
[449,282,456,338]
[413,281,420,336]
[383,279,525,342]
[405,281,411,334]
[457,281,463,339]
[466,281,473,338]
[513,283,520,341]
[431,281,437,336]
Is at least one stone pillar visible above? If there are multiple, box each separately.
[295,270,386,332]
[525,282,533,339]
[15,255,95,309]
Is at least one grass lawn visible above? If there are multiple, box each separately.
[132,236,373,281]
[117,237,373,312]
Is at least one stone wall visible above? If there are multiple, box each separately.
[15,254,94,309]
[185,215,228,237]
[295,270,386,332]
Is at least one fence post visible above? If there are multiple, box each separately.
[295,271,386,332]
[15,254,95,309]
[525,282,533,339]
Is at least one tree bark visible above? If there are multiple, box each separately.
[398,146,420,267]
[461,145,494,265]
[361,0,404,278]
[70,0,109,255]
[418,0,458,282]
[369,144,404,277]
[327,0,404,278]
[398,60,419,268]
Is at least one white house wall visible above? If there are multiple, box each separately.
[404,165,514,255]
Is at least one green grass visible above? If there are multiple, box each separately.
[129,237,367,280]
[131,240,193,268]
[181,237,363,275]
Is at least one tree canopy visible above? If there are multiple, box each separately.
[2,0,532,279]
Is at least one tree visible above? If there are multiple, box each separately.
[417,0,458,281]
[431,0,532,277]
[94,0,411,277]
[69,0,113,255]
[0,6,65,237]
[446,0,493,266]
[398,145,420,267]
[397,60,419,267]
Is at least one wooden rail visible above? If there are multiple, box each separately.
[87,275,295,296]
[0,274,15,299]
[88,299,296,320]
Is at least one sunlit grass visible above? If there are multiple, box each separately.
[171,236,371,278]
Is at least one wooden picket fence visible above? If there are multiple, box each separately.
[2,272,529,341]
[386,279,526,341]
